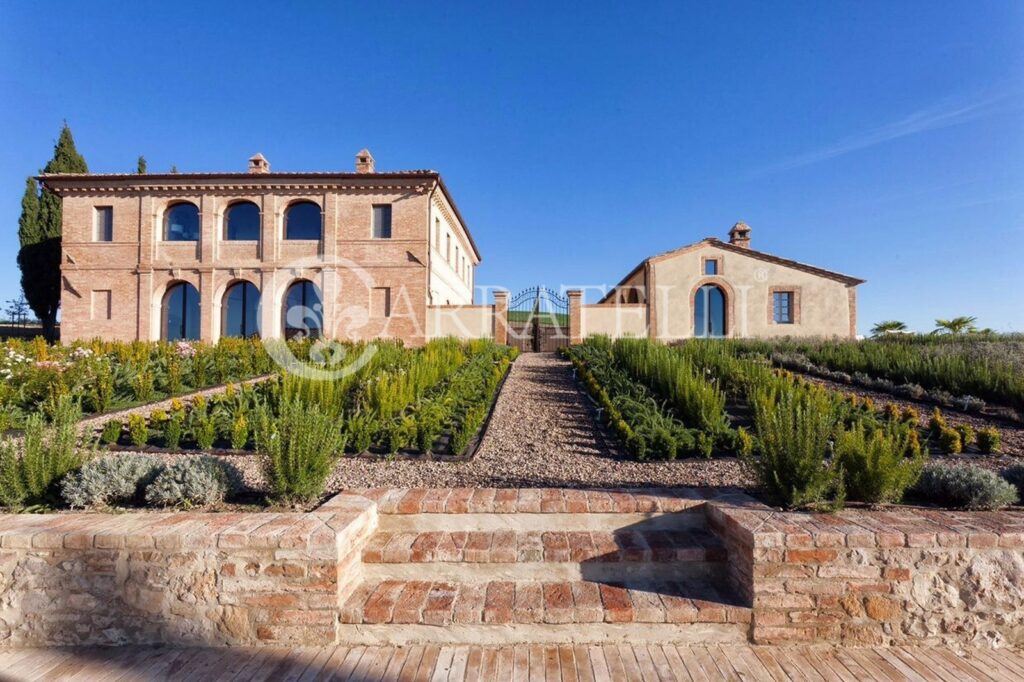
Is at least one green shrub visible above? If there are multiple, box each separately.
[230,414,249,450]
[100,419,122,445]
[1002,464,1024,499]
[193,414,216,450]
[258,399,346,503]
[928,408,946,437]
[955,423,975,448]
[748,383,843,509]
[834,423,926,504]
[977,427,1001,455]
[937,427,962,454]
[163,416,183,450]
[913,463,1017,510]
[901,406,920,424]
[62,454,163,508]
[451,403,488,455]
[695,432,714,459]
[0,397,88,507]
[346,412,376,454]
[737,427,755,457]
[128,413,149,447]
[144,457,228,508]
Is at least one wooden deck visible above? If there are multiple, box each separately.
[2,643,1023,681]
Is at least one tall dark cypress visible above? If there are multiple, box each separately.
[17,123,88,340]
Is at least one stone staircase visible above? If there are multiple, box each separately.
[338,489,752,645]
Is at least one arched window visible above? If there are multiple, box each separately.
[162,282,200,341]
[284,201,322,240]
[225,202,260,241]
[222,281,261,338]
[694,284,726,338]
[283,280,323,339]
[164,202,200,241]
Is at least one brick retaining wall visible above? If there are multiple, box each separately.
[0,494,376,647]
[708,499,1024,648]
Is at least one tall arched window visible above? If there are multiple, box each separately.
[283,280,323,339]
[162,282,200,341]
[284,201,322,240]
[222,281,261,338]
[694,284,726,338]
[224,202,260,241]
[164,202,200,241]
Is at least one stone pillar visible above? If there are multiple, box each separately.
[199,270,216,343]
[493,290,509,345]
[567,289,582,345]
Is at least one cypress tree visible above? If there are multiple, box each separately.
[17,123,88,341]
[17,177,40,246]
[137,155,147,174]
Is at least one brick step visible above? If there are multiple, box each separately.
[337,579,751,645]
[362,529,726,564]
[355,488,723,515]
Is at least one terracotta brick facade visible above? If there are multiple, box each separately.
[41,152,480,346]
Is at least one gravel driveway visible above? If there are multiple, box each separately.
[322,352,753,490]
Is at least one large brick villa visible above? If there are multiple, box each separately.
[41,150,480,344]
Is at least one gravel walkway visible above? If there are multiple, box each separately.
[322,352,753,490]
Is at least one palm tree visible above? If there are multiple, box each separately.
[933,316,978,335]
[870,320,908,336]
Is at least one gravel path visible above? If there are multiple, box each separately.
[321,352,754,490]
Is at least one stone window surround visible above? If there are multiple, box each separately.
[768,286,801,325]
[701,255,723,277]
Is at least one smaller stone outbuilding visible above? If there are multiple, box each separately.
[589,223,864,340]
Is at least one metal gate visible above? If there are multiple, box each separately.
[507,287,569,352]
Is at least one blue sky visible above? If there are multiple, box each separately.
[1,1,1022,333]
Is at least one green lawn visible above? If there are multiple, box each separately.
[507,310,569,326]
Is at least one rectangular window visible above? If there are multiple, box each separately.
[704,259,718,276]
[94,206,113,242]
[91,290,112,320]
[773,291,794,324]
[434,218,441,248]
[372,287,391,317]
[446,233,451,262]
[372,204,392,239]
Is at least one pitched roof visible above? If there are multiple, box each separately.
[37,170,482,261]
[598,237,865,303]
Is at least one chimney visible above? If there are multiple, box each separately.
[355,148,375,174]
[248,153,270,174]
[728,221,751,249]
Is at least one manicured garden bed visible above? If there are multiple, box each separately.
[0,338,516,514]
[0,336,290,433]
[566,336,1022,513]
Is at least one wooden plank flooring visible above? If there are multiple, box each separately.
[0,644,1021,681]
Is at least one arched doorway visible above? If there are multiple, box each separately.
[694,284,726,338]
[222,281,261,338]
[162,282,200,341]
[283,279,323,339]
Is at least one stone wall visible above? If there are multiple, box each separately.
[0,494,376,647]
[708,499,1024,648]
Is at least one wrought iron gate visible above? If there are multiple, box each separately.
[507,287,569,352]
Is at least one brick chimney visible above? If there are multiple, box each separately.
[248,153,270,174]
[355,149,375,174]
[728,221,751,249]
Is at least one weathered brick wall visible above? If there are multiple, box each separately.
[708,501,1024,648]
[0,494,376,647]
